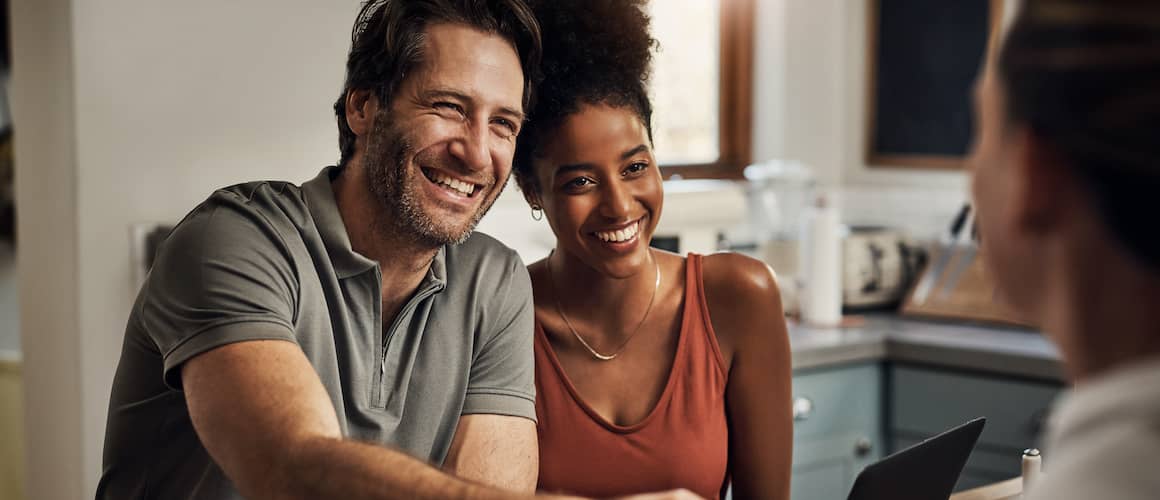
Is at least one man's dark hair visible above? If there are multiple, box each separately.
[334,0,542,167]
[998,1,1160,268]
[513,0,656,196]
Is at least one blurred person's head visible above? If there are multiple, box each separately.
[334,0,541,246]
[513,0,660,279]
[969,0,1160,378]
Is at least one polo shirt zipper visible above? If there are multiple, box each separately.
[380,282,444,375]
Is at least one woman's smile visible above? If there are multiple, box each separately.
[588,215,649,253]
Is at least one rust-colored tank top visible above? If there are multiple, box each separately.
[534,254,729,499]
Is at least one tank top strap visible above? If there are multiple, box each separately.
[683,253,729,379]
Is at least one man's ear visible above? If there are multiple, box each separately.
[345,89,379,137]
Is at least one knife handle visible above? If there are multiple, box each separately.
[949,203,971,241]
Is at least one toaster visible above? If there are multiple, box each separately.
[841,226,922,310]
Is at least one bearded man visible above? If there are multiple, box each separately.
[96,1,550,498]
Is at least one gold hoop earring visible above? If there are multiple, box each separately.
[531,205,544,221]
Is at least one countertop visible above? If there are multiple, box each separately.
[789,315,1064,382]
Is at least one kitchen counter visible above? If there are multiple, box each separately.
[789,315,1064,381]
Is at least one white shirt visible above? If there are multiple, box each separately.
[1025,358,1160,500]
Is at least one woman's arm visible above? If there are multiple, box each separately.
[703,254,794,500]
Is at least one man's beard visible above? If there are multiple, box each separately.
[363,110,504,247]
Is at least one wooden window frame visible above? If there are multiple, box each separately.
[659,0,755,180]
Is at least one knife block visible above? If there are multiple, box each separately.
[900,243,1034,328]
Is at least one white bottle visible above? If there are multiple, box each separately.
[1022,448,1043,496]
[798,194,843,326]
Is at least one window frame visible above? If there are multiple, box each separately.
[658,0,755,180]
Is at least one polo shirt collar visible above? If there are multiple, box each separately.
[302,166,448,285]
[302,166,377,279]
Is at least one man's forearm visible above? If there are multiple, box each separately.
[443,414,539,492]
[181,341,552,500]
[271,435,533,500]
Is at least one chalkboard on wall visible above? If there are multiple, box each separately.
[866,0,1004,169]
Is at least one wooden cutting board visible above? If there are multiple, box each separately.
[901,243,1034,328]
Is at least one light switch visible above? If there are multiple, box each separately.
[130,222,174,288]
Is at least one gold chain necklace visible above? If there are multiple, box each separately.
[546,249,660,361]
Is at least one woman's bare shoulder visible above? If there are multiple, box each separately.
[700,252,788,351]
[701,252,781,303]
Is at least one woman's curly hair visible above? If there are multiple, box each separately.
[513,0,657,195]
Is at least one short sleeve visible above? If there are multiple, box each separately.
[461,256,536,422]
[139,192,299,390]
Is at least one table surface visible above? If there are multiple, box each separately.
[949,477,1022,500]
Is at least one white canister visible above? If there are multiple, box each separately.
[1022,448,1043,495]
[798,195,843,326]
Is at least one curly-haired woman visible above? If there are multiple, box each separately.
[516,2,793,499]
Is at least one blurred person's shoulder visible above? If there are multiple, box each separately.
[1024,427,1160,500]
[1026,360,1160,500]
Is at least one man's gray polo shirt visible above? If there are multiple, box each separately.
[97,166,535,499]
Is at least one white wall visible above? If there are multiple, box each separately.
[13,0,361,496]
[751,1,787,166]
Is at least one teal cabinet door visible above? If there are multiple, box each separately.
[889,364,1063,492]
[790,363,883,500]
[792,431,877,500]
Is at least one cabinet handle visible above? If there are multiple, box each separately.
[854,437,873,457]
[792,397,814,421]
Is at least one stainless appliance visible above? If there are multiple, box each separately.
[841,226,921,310]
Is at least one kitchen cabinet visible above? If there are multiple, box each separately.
[728,316,1062,500]
[777,361,1061,500]
[789,363,883,500]
[888,363,1063,492]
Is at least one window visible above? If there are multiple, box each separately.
[647,0,754,179]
